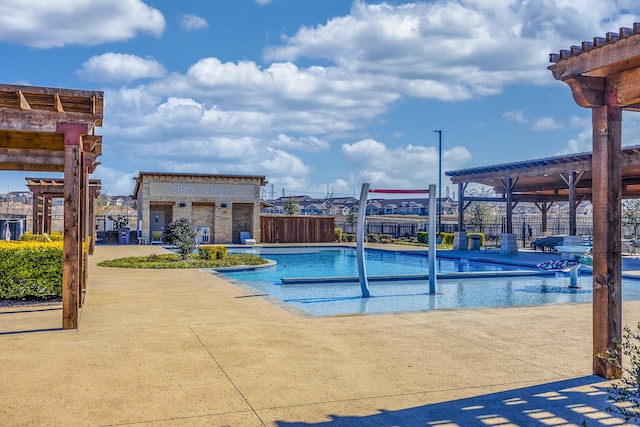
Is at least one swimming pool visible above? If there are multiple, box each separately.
[218,246,640,316]
[226,246,533,279]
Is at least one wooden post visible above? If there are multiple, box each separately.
[31,189,39,233]
[563,171,577,236]
[43,195,51,234]
[457,182,466,231]
[502,177,515,234]
[89,186,97,255]
[592,105,622,378]
[58,123,87,330]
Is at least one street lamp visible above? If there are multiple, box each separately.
[432,130,442,232]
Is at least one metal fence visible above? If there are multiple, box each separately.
[336,216,595,241]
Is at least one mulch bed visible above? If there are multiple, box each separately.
[0,297,62,308]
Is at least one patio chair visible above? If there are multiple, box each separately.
[240,231,256,245]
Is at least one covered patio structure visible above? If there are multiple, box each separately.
[446,145,640,246]
[0,84,103,329]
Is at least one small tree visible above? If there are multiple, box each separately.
[284,198,299,215]
[345,208,358,233]
[464,187,497,231]
[164,218,197,259]
[600,323,640,422]
[622,199,640,239]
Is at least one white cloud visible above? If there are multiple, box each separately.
[503,110,528,124]
[77,53,166,83]
[504,110,575,131]
[0,0,165,48]
[92,166,136,196]
[531,117,564,131]
[62,0,640,195]
[178,14,209,31]
[556,128,592,155]
[342,138,472,188]
[264,0,640,100]
[260,148,310,176]
[255,0,273,5]
[271,134,330,152]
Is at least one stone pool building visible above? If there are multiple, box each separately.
[133,172,267,244]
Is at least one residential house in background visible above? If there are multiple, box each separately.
[263,195,456,217]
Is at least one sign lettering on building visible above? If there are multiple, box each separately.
[149,182,255,201]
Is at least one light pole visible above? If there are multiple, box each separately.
[432,130,442,232]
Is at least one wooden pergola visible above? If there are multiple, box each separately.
[547,25,640,379]
[26,177,102,254]
[0,84,103,329]
[446,146,640,236]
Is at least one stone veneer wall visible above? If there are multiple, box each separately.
[135,174,263,244]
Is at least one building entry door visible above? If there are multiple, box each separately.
[151,210,165,233]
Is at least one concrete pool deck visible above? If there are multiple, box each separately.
[1,244,640,426]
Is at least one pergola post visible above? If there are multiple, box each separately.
[31,189,40,233]
[563,171,577,236]
[457,182,466,231]
[592,105,622,378]
[89,186,98,255]
[58,122,88,330]
[43,194,51,234]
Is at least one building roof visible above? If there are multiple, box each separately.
[446,145,640,200]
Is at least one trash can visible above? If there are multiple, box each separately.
[467,235,481,250]
[118,227,130,245]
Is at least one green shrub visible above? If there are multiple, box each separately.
[439,232,455,246]
[199,245,227,260]
[416,232,454,245]
[98,253,268,269]
[367,234,381,243]
[380,234,393,243]
[0,241,63,299]
[343,233,355,242]
[334,227,343,242]
[599,323,640,422]
[18,232,63,242]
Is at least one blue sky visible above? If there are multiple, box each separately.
[1,0,640,199]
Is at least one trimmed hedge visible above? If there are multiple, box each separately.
[416,232,455,245]
[18,232,64,242]
[0,241,63,299]
[198,245,227,260]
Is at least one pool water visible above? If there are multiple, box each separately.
[226,247,531,280]
[216,246,640,316]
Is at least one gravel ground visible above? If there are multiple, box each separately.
[0,297,62,308]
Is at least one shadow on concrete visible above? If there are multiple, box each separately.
[0,306,61,315]
[276,376,629,426]
[0,327,63,335]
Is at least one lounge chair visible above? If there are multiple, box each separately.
[240,231,256,245]
[531,235,565,253]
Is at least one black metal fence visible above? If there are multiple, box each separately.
[335,216,595,241]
